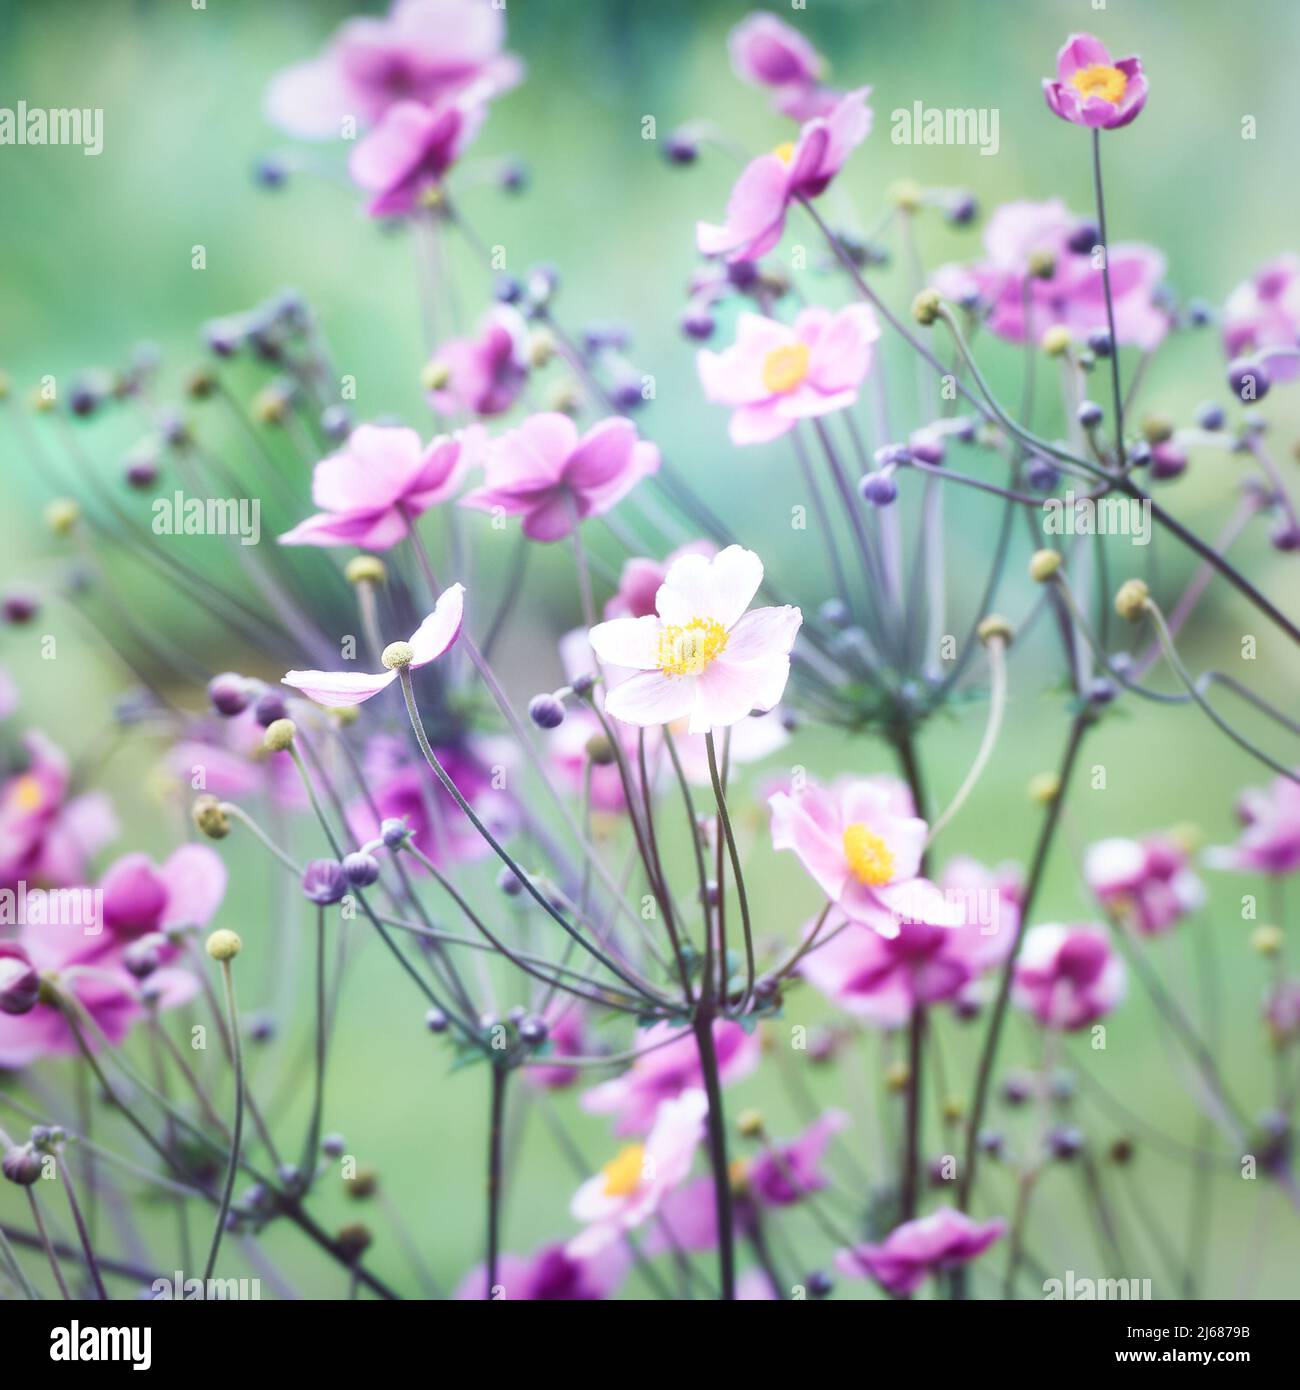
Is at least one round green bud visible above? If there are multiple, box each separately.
[381,641,414,670]
[527,327,556,368]
[912,288,942,326]
[263,718,296,752]
[1027,249,1057,280]
[192,794,230,840]
[1041,325,1072,357]
[1114,578,1151,622]
[344,555,386,587]
[44,498,80,536]
[420,359,452,392]
[205,929,242,962]
[888,178,923,213]
[1029,771,1061,805]
[977,614,1014,647]
[1029,548,1063,583]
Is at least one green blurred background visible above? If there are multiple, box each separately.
[1,0,1298,1298]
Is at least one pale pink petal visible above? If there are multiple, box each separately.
[281,668,396,708]
[407,584,465,667]
[589,616,663,671]
[159,845,227,930]
[604,671,697,728]
[723,605,802,663]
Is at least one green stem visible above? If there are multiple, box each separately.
[203,959,244,1284]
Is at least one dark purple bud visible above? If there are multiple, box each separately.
[1076,399,1104,429]
[1228,357,1270,403]
[254,157,288,189]
[380,818,409,849]
[753,974,779,1002]
[528,693,565,729]
[570,673,595,699]
[498,158,528,193]
[1086,329,1113,359]
[1127,440,1152,469]
[978,1130,1005,1158]
[494,274,524,304]
[1047,1126,1084,1160]
[246,1012,277,1043]
[778,708,798,734]
[342,851,380,887]
[680,304,716,341]
[806,1269,834,1298]
[946,192,978,226]
[203,318,242,358]
[1150,441,1188,481]
[527,264,559,304]
[1185,298,1213,328]
[664,129,698,165]
[1088,676,1117,705]
[69,380,102,418]
[1026,458,1059,492]
[2,1145,42,1186]
[302,858,347,905]
[425,1007,449,1034]
[610,377,644,411]
[909,434,946,466]
[321,1133,346,1158]
[1196,401,1225,432]
[497,866,524,896]
[124,453,160,489]
[0,948,39,1016]
[1271,519,1300,552]
[1002,1073,1032,1106]
[1067,222,1099,255]
[123,934,167,981]
[208,672,250,717]
[518,1015,548,1047]
[726,260,760,292]
[277,1163,305,1195]
[2,590,38,625]
[860,471,898,506]
[253,690,288,727]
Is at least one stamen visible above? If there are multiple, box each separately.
[1069,64,1128,105]
[657,617,728,677]
[761,342,810,395]
[601,1144,646,1197]
[842,822,896,886]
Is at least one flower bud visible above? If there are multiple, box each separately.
[1114,578,1151,623]
[664,129,698,164]
[518,1015,548,1047]
[302,859,347,905]
[860,470,898,506]
[208,671,250,717]
[263,718,296,752]
[380,818,409,849]
[911,289,942,326]
[342,851,380,888]
[1228,357,1269,403]
[977,614,1013,647]
[205,929,242,962]
[425,1007,449,1033]
[1252,924,1284,956]
[736,1109,765,1139]
[885,1060,911,1093]
[254,691,288,727]
[528,693,565,729]
[0,947,39,1016]
[526,327,556,368]
[1029,549,1063,583]
[381,641,414,670]
[192,794,230,840]
[584,732,615,766]
[1028,772,1061,805]
[888,179,923,213]
[496,867,524,896]
[1027,249,1056,280]
[1141,414,1175,445]
[124,933,166,980]
[1086,329,1113,359]
[1041,325,1072,357]
[44,498,80,536]
[2,1144,42,1186]
[1076,400,1103,430]
[335,1223,372,1264]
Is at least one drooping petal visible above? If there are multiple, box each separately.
[407,584,465,667]
[281,668,397,708]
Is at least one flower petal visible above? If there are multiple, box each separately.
[589,615,663,671]
[281,668,396,708]
[604,671,697,727]
[407,583,465,667]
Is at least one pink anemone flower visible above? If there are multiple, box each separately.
[1206,772,1300,876]
[604,542,716,621]
[265,0,521,140]
[696,86,871,262]
[1084,834,1204,935]
[426,305,529,418]
[580,1019,760,1137]
[568,1089,707,1257]
[698,305,880,445]
[768,775,954,934]
[0,732,117,890]
[1043,32,1147,130]
[348,89,485,217]
[1223,257,1300,384]
[836,1208,1005,1296]
[727,12,839,121]
[454,1241,627,1301]
[1012,923,1126,1031]
[460,414,659,542]
[278,425,466,551]
[282,584,464,708]
[98,845,227,949]
[588,545,800,733]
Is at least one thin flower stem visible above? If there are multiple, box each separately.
[1090,130,1128,472]
[927,634,1009,845]
[203,958,244,1285]
[301,906,327,1176]
[27,1189,71,1298]
[58,1151,108,1299]
[0,1223,40,1299]
[485,1062,508,1299]
[692,1005,736,1300]
[705,732,754,1011]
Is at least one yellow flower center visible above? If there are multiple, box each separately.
[9,775,44,814]
[1070,64,1128,105]
[772,140,796,165]
[842,822,896,886]
[601,1144,646,1197]
[657,617,728,677]
[761,342,810,395]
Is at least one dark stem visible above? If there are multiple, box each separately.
[899,1004,927,1221]
[485,1062,508,1300]
[692,1004,736,1300]
[1090,129,1127,471]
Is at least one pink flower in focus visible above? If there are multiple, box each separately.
[698,306,880,445]
[426,306,528,418]
[727,12,839,121]
[282,584,464,708]
[460,414,660,542]
[454,1241,627,1300]
[279,425,466,550]
[0,733,117,890]
[931,199,1168,350]
[768,775,953,934]
[589,546,800,733]
[568,1089,707,1257]
[348,90,486,217]
[1042,33,1147,130]
[1084,834,1204,935]
[696,87,871,263]
[581,1019,760,1137]
[1012,923,1126,1031]
[1223,257,1300,384]
[265,0,521,140]
[1206,772,1300,876]
[836,1208,1005,1296]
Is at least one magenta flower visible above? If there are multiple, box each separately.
[426,306,529,418]
[282,583,464,708]
[605,542,716,621]
[168,709,307,811]
[1206,772,1300,876]
[747,1109,848,1207]
[1084,834,1204,935]
[460,414,660,542]
[1223,257,1300,383]
[346,732,514,869]
[524,1004,588,1092]
[279,425,466,551]
[99,845,227,947]
[265,0,521,140]
[348,90,485,217]
[0,732,117,890]
[698,305,880,445]
[454,1241,627,1300]
[1043,33,1148,130]
[727,12,839,121]
[1012,924,1126,1031]
[836,1208,1005,1296]
[932,199,1168,350]
[581,1019,760,1137]
[588,546,800,733]
[568,1089,707,1256]
[769,775,956,934]
[696,86,871,263]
